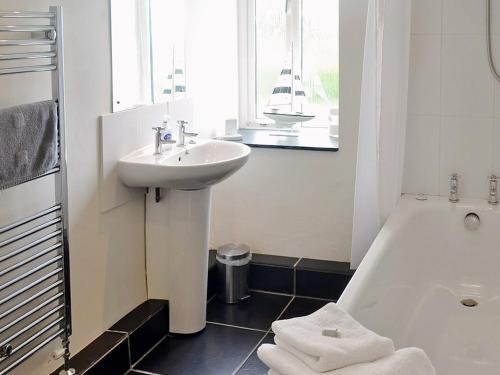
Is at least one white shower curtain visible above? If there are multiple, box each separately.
[350,0,412,268]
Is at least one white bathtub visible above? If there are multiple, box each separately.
[338,194,500,375]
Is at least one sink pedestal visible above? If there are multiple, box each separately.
[145,187,212,334]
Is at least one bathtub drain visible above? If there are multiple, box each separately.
[461,298,478,307]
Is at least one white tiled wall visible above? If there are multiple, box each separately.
[403,0,500,199]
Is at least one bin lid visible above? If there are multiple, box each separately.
[217,243,251,261]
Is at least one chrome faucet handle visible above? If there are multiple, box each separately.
[488,174,498,205]
[449,173,459,203]
[152,125,165,133]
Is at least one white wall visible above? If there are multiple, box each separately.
[210,0,369,262]
[403,0,500,199]
[0,1,147,374]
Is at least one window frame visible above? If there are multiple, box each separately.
[238,0,338,130]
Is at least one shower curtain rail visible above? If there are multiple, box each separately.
[0,5,73,374]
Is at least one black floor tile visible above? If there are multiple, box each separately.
[135,323,265,375]
[85,338,130,375]
[51,332,128,375]
[279,297,330,320]
[236,333,274,375]
[249,264,294,294]
[206,292,291,331]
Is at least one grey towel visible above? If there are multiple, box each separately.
[0,100,59,190]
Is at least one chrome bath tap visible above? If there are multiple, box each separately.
[153,126,176,155]
[177,120,198,147]
[488,174,498,205]
[449,173,459,203]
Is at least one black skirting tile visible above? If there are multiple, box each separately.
[206,291,291,331]
[251,254,299,268]
[249,254,298,294]
[237,333,274,375]
[295,269,351,300]
[249,264,294,294]
[110,299,169,365]
[279,297,330,320]
[296,258,354,275]
[135,323,265,375]
[51,332,129,375]
[110,299,167,333]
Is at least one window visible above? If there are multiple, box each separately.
[110,0,187,112]
[241,0,339,129]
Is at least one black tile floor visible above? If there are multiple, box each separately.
[132,292,332,375]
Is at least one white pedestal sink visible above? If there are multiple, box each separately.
[118,139,251,334]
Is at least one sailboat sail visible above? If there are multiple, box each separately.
[264,60,315,127]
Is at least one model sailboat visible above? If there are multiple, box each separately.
[263,0,315,130]
[263,54,315,128]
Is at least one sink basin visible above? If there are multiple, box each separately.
[118,139,251,190]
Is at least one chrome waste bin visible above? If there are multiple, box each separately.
[216,244,251,304]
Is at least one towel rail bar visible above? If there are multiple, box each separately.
[0,280,63,320]
[0,329,63,375]
[0,329,64,375]
[9,317,64,357]
[0,205,61,235]
[0,292,64,336]
[0,39,55,47]
[0,268,63,307]
[0,305,64,349]
[0,64,57,76]
[0,12,55,19]
[0,242,62,278]
[0,231,61,264]
[0,217,61,249]
[0,52,56,61]
[0,25,56,32]
[0,255,62,292]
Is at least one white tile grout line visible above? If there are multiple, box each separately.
[248,288,335,302]
[230,329,271,375]
[128,369,163,375]
[131,334,168,371]
[231,296,296,375]
[206,321,268,333]
[293,257,302,295]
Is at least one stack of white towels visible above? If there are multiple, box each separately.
[257,303,436,375]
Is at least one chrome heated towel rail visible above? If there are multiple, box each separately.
[0,7,73,375]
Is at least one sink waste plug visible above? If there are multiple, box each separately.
[216,244,252,304]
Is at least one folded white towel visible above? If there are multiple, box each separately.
[258,344,436,375]
[272,303,395,372]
